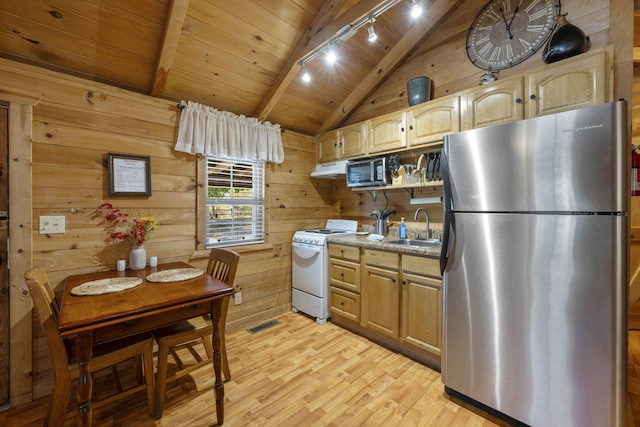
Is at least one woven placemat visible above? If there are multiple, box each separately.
[146,268,204,283]
[71,277,142,296]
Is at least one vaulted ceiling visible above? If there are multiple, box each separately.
[0,0,464,135]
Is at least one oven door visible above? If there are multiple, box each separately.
[291,241,325,297]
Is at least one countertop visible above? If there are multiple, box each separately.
[326,234,441,258]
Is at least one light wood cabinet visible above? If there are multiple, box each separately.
[339,122,366,159]
[400,255,441,355]
[462,47,610,130]
[329,244,361,322]
[408,94,461,147]
[317,47,611,163]
[317,130,340,163]
[362,249,400,339]
[317,123,366,163]
[329,244,443,366]
[367,111,407,154]
[462,77,525,130]
[526,48,609,117]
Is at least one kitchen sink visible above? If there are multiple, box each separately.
[386,239,441,247]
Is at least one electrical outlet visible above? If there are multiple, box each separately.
[39,216,65,234]
[234,291,242,305]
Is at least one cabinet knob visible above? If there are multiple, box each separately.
[530,94,537,100]
[391,278,396,283]
[340,302,344,306]
[409,125,414,130]
[340,273,344,277]
[401,127,405,132]
[515,98,522,104]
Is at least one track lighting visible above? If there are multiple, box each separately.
[367,20,377,43]
[411,0,423,18]
[296,0,403,82]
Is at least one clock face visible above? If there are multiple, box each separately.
[466,0,556,71]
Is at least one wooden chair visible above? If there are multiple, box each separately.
[152,248,239,417]
[24,267,155,426]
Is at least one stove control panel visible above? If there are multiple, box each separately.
[292,233,324,245]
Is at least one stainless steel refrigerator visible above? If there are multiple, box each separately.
[439,100,628,427]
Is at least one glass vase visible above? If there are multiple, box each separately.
[129,245,146,270]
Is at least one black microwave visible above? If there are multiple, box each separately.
[346,157,389,188]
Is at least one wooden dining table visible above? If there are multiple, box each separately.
[58,261,234,427]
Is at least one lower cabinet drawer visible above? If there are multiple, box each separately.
[330,286,360,322]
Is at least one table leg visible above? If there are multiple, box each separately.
[211,297,227,425]
[76,330,93,427]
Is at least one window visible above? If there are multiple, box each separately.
[205,157,264,248]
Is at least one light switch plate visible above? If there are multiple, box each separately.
[234,291,242,305]
[39,216,65,234]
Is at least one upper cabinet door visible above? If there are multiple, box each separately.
[526,48,609,118]
[338,122,366,160]
[408,94,460,147]
[462,77,525,130]
[367,111,407,155]
[317,130,339,163]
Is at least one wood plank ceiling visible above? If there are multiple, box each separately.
[0,0,463,136]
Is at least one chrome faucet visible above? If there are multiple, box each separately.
[413,207,429,240]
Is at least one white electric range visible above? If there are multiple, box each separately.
[291,219,358,324]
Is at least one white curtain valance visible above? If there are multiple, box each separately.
[175,101,284,164]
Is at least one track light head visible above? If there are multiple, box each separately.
[368,24,377,42]
[411,0,423,18]
[301,67,311,83]
[325,46,337,64]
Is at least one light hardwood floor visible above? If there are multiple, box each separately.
[2,311,638,426]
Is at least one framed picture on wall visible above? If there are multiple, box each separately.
[107,153,152,196]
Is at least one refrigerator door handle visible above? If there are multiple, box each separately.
[440,212,454,274]
[440,145,453,275]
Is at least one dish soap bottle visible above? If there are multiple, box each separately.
[399,217,407,239]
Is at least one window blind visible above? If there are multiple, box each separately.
[205,157,264,247]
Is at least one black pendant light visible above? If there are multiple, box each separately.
[542,0,590,64]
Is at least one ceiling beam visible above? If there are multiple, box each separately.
[317,0,462,133]
[254,0,394,122]
[150,0,190,97]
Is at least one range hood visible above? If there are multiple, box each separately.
[310,160,347,178]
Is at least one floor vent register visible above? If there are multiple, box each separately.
[246,319,280,334]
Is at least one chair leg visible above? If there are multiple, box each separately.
[221,333,231,382]
[142,341,156,418]
[220,296,231,382]
[47,377,71,427]
[204,328,231,382]
[155,339,170,418]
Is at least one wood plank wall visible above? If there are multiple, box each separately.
[0,58,331,399]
